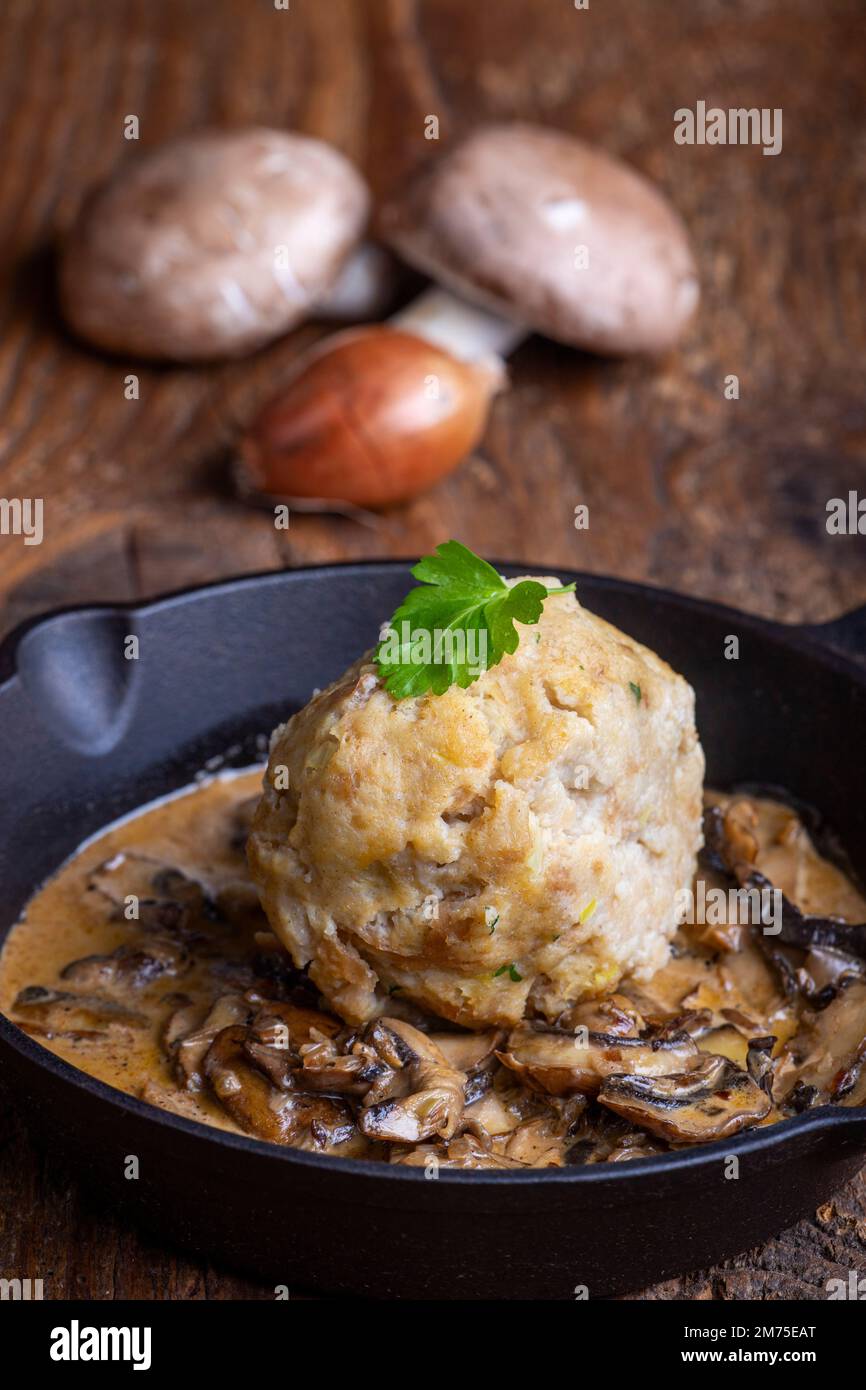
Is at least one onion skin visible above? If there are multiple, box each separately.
[237,327,503,509]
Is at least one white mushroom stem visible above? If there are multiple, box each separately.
[390,285,528,364]
[314,242,401,322]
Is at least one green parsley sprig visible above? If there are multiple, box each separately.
[374,541,574,700]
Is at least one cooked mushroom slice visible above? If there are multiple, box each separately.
[748,870,866,964]
[649,1009,714,1042]
[722,1005,766,1035]
[359,1018,465,1143]
[168,992,252,1090]
[496,1021,699,1097]
[463,1067,494,1106]
[753,933,801,1001]
[798,947,864,1008]
[87,852,159,905]
[556,995,645,1038]
[390,1137,529,1170]
[775,979,866,1107]
[832,1036,866,1103]
[248,997,341,1047]
[60,938,190,993]
[13,984,148,1033]
[236,998,343,1091]
[462,1087,523,1139]
[243,1038,296,1091]
[787,1080,820,1113]
[502,1115,568,1167]
[567,1104,668,1163]
[206,956,259,992]
[162,998,205,1051]
[565,1107,656,1164]
[604,1131,668,1163]
[428,1029,503,1104]
[428,1030,503,1070]
[138,1078,216,1124]
[203,1025,359,1149]
[701,801,759,880]
[702,811,866,971]
[598,1055,771,1144]
[746,1035,777,1097]
[293,1030,386,1097]
[87,855,224,944]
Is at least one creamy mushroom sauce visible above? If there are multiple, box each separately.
[1,771,865,1168]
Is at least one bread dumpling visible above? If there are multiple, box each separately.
[248,582,704,1028]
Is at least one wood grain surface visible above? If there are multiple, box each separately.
[0,0,865,1300]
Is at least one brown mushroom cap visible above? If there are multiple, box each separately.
[59,128,370,361]
[381,123,698,355]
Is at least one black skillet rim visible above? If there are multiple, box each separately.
[1,559,865,1188]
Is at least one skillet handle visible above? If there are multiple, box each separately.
[799,603,866,665]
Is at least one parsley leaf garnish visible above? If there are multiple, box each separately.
[629,681,642,703]
[375,541,575,699]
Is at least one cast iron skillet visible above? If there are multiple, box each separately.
[0,562,865,1300]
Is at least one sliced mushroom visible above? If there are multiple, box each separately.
[429,1029,503,1105]
[502,1115,568,1167]
[598,1054,771,1143]
[60,938,190,993]
[701,801,759,880]
[246,944,320,1002]
[496,1021,699,1097]
[138,1077,215,1124]
[461,1087,523,1139]
[748,870,866,965]
[359,1017,465,1143]
[242,1038,296,1091]
[556,994,646,1037]
[565,1107,660,1165]
[168,992,252,1090]
[300,1050,372,1096]
[203,1025,360,1150]
[88,854,225,947]
[13,984,148,1033]
[236,999,342,1092]
[832,1036,866,1104]
[787,1080,821,1112]
[703,805,866,972]
[746,1034,777,1098]
[390,1137,529,1170]
[428,1030,503,1070]
[799,947,864,1005]
[248,997,342,1049]
[162,998,205,1051]
[462,1068,494,1106]
[650,1008,715,1041]
[603,1131,668,1163]
[775,979,866,1107]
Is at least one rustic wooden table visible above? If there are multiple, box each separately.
[1,0,864,1299]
